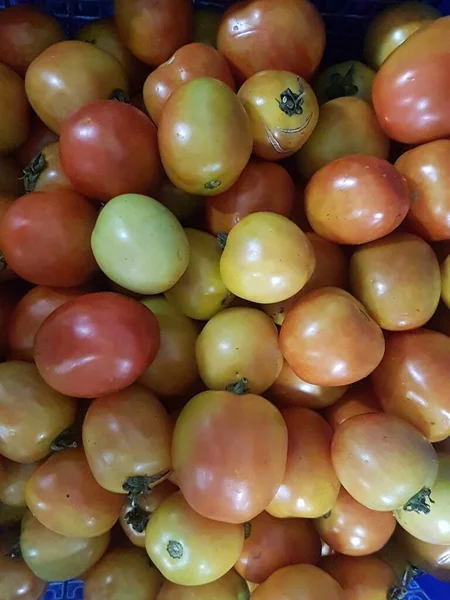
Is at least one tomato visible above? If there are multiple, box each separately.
[443,255,450,309]
[365,1,441,70]
[159,569,249,600]
[0,5,65,76]
[194,7,221,46]
[220,212,315,304]
[267,407,340,519]
[235,511,321,583]
[165,229,233,321]
[120,480,178,548]
[173,390,287,523]
[331,413,439,512]
[15,115,58,168]
[144,42,235,125]
[0,361,76,463]
[315,487,395,557]
[313,61,375,105]
[280,288,385,387]
[395,140,450,241]
[25,40,128,134]
[154,177,203,223]
[295,97,389,181]
[0,63,29,153]
[217,0,325,83]
[76,17,148,93]
[195,307,283,395]
[145,491,244,585]
[323,381,380,432]
[91,194,190,295]
[59,101,162,203]
[372,17,450,144]
[0,532,46,600]
[372,329,450,442]
[252,564,344,600]
[138,297,198,398]
[158,77,252,196]
[20,511,110,582]
[0,155,24,196]
[0,459,42,507]
[305,155,411,245]
[26,447,123,538]
[23,142,73,193]
[34,292,160,398]
[320,555,396,600]
[84,546,163,600]
[268,360,348,410]
[262,232,348,326]
[394,527,450,583]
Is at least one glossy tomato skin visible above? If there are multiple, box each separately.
[144,42,235,125]
[0,63,30,153]
[24,142,73,193]
[0,533,46,600]
[305,155,411,245]
[313,61,375,105]
[280,287,385,387]
[0,191,98,287]
[395,139,450,241]
[394,526,450,583]
[372,329,450,443]
[0,459,42,507]
[158,569,250,600]
[331,413,439,511]
[323,380,380,432]
[372,17,450,144]
[217,0,325,83]
[25,40,128,133]
[60,101,162,203]
[158,77,252,196]
[25,447,124,538]
[172,390,288,524]
[34,292,160,399]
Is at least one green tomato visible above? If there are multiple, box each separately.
[91,194,190,294]
[313,60,375,105]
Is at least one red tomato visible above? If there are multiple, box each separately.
[15,115,59,169]
[0,62,30,153]
[172,389,288,523]
[305,155,411,245]
[372,17,450,144]
[60,101,162,203]
[217,0,326,83]
[23,142,74,193]
[34,292,160,399]
[323,380,380,432]
[0,191,98,287]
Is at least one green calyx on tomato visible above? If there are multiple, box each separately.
[109,88,130,103]
[216,232,228,250]
[124,505,151,534]
[50,426,79,453]
[243,522,252,540]
[225,378,250,395]
[403,487,434,515]
[23,152,46,193]
[122,470,171,507]
[277,78,305,117]
[324,64,358,102]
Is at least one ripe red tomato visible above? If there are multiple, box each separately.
[23,142,74,193]
[372,17,450,144]
[34,292,160,399]
[60,101,162,203]
[217,0,325,83]
[323,380,380,432]
[15,115,59,169]
[305,155,411,245]
[0,62,30,153]
[172,389,288,523]
[0,191,98,287]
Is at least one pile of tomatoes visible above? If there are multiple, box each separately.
[0,0,450,598]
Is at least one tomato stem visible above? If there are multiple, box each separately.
[323,510,332,519]
[324,64,359,102]
[243,522,252,539]
[109,89,130,103]
[387,563,424,600]
[4,540,21,560]
[216,232,228,250]
[125,505,151,533]
[277,78,305,116]
[225,378,249,395]
[123,470,170,507]
[22,152,46,193]
[403,487,434,514]
[50,428,78,453]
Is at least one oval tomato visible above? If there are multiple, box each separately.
[158,569,250,600]
[0,62,29,153]
[313,61,375,105]
[323,380,380,432]
[23,141,73,193]
[0,459,42,507]
[0,155,24,196]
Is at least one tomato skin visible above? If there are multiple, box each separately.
[372,17,450,145]
[372,329,450,443]
[60,101,162,203]
[331,413,439,511]
[313,61,375,105]
[394,526,450,583]
[144,42,235,125]
[0,155,24,196]
[158,569,250,600]
[27,141,74,193]
[172,390,288,524]
[158,78,253,196]
[323,381,380,432]
[217,0,325,83]
[0,459,42,507]
[34,292,160,399]
[15,115,59,169]
[25,40,128,134]
[0,191,98,287]
[0,63,30,153]
[0,533,46,600]
[305,155,411,245]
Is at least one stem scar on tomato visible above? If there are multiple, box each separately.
[205,180,222,190]
[276,78,305,117]
[167,540,184,559]
[225,378,249,395]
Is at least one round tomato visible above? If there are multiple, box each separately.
[0,62,29,153]
[20,511,110,582]
[331,413,439,512]
[280,287,385,387]
[145,491,244,586]
[34,292,160,398]
[0,361,76,463]
[158,77,252,196]
[15,115,58,169]
[220,212,315,304]
[323,380,380,432]
[0,155,24,196]
[313,61,375,105]
[172,389,288,523]
[91,194,190,295]
[59,101,162,203]
[0,459,42,508]
[158,569,250,600]
[394,527,450,583]
[25,40,128,133]
[0,531,45,600]
[195,307,283,394]
[372,17,450,144]
[217,0,325,83]
[295,97,389,181]
[26,447,123,538]
[305,155,411,245]
[23,141,73,193]
[0,190,98,287]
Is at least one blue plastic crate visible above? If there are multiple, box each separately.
[0,0,449,599]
